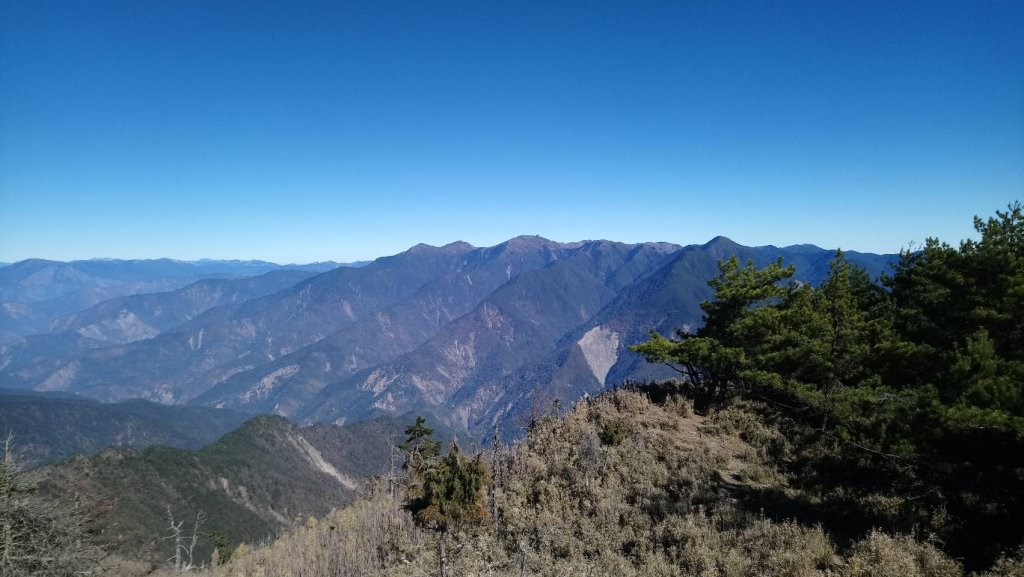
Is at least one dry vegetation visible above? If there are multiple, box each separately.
[0,434,105,577]
[139,387,1022,577]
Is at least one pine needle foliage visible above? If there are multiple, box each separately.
[407,443,490,535]
[399,418,490,577]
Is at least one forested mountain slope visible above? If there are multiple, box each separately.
[36,411,454,567]
[0,389,250,463]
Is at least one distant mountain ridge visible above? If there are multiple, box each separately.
[0,258,354,343]
[51,269,317,344]
[0,237,898,441]
[0,269,321,390]
[0,388,250,463]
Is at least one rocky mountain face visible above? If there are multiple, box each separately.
[50,269,317,345]
[195,238,680,418]
[0,237,896,441]
[300,237,896,436]
[470,237,896,436]
[299,239,683,429]
[0,258,342,343]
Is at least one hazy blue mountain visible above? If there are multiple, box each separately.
[0,270,316,390]
[0,258,354,343]
[0,258,281,303]
[50,269,316,344]
[1,238,897,444]
[12,243,476,402]
[192,236,656,417]
[271,260,355,272]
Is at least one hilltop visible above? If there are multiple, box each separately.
[178,385,1024,577]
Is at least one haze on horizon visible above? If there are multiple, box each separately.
[1,1,1021,263]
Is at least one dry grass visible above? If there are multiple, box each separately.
[840,531,963,577]
[135,388,1022,577]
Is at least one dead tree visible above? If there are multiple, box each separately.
[1,432,102,575]
[164,507,205,572]
[386,434,406,498]
[489,425,504,525]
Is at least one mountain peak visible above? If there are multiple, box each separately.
[500,235,561,251]
[216,414,295,445]
[508,234,553,244]
[781,243,826,254]
[442,241,476,252]
[702,236,739,249]
[406,241,475,255]
[6,258,59,268]
[641,241,682,254]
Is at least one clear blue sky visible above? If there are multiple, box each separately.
[1,1,1021,263]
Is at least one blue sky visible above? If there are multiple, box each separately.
[1,1,1021,263]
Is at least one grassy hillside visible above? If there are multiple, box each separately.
[170,385,1023,577]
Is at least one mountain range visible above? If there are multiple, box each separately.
[0,237,896,441]
[0,258,352,343]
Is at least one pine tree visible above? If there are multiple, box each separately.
[399,415,441,471]
[402,435,490,577]
[631,255,795,409]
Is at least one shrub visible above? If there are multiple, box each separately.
[598,421,628,446]
[842,531,963,577]
[0,436,102,577]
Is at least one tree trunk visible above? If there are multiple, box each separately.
[438,532,449,577]
[2,520,12,573]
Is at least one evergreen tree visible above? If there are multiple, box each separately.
[399,415,441,472]
[631,255,795,409]
[403,439,490,577]
[632,203,1024,564]
[884,202,1024,433]
[398,417,491,577]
